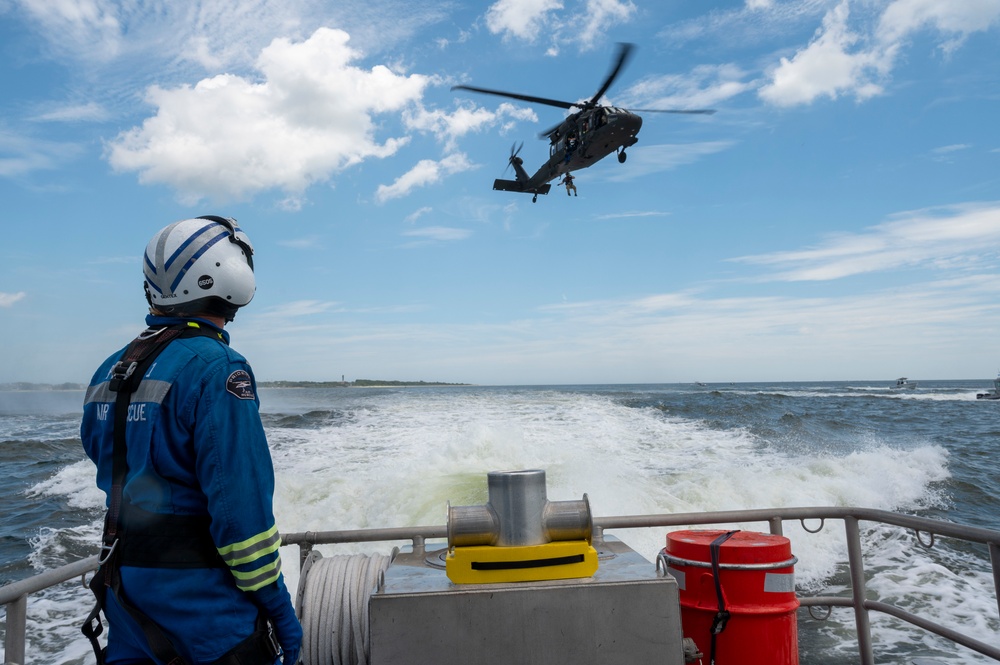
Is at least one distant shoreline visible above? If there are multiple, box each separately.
[258,379,472,388]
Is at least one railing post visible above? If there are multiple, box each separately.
[4,594,28,665]
[845,516,874,665]
[769,516,783,536]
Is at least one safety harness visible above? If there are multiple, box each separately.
[81,323,280,665]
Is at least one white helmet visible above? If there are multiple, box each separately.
[143,215,255,321]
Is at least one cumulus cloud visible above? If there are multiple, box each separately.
[0,292,27,307]
[759,1,890,106]
[732,201,1000,281]
[759,0,1000,107]
[106,28,428,205]
[375,152,474,202]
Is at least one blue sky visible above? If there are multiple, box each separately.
[2,0,999,385]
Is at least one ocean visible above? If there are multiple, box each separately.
[2,380,998,664]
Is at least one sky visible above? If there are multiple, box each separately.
[1,0,999,386]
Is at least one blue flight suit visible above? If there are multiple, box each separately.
[81,315,300,664]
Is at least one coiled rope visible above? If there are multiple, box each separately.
[297,552,393,665]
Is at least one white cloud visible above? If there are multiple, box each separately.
[732,201,1000,281]
[405,207,433,223]
[106,28,428,205]
[0,129,82,176]
[621,63,755,110]
[260,300,338,319]
[759,1,890,107]
[484,0,635,49]
[278,236,323,249]
[758,0,1000,107]
[577,0,637,50]
[12,0,447,72]
[402,226,473,241]
[32,102,109,122]
[594,210,671,220]
[878,0,1000,49]
[14,0,123,62]
[375,152,474,202]
[931,144,970,154]
[404,102,537,151]
[485,0,563,41]
[0,292,27,307]
[604,141,735,182]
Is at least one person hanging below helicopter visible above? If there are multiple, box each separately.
[558,173,577,196]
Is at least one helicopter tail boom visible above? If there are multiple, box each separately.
[493,179,551,196]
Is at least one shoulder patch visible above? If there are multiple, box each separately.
[226,370,256,400]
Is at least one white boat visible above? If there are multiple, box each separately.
[890,377,918,390]
[2,468,999,665]
[977,372,1000,400]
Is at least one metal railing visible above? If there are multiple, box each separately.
[4,506,999,664]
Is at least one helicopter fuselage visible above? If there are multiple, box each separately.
[496,107,643,195]
[456,43,714,201]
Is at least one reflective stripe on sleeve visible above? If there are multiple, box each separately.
[230,556,283,592]
[218,525,281,567]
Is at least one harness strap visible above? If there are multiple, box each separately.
[83,323,238,665]
[708,530,739,665]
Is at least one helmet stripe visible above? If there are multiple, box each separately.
[168,228,228,293]
[164,222,221,271]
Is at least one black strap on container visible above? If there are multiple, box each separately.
[708,530,739,665]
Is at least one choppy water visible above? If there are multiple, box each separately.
[2,381,998,663]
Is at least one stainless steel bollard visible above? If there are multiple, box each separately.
[447,470,592,548]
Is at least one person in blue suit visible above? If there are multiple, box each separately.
[81,216,301,665]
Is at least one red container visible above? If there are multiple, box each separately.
[661,530,799,665]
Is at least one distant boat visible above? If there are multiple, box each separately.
[890,377,917,390]
[976,371,1000,400]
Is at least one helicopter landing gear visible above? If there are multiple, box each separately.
[618,150,627,163]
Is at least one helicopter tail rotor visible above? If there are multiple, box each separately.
[502,141,524,177]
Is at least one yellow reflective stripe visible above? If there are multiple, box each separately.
[218,525,281,566]
[186,322,201,328]
[232,557,282,592]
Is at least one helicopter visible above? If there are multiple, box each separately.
[452,43,715,202]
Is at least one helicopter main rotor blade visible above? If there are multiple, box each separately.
[628,108,717,114]
[538,121,563,139]
[588,42,635,107]
[451,85,578,110]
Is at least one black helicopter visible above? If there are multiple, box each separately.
[452,43,715,202]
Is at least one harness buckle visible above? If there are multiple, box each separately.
[98,539,119,566]
[265,620,281,658]
[108,361,138,392]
